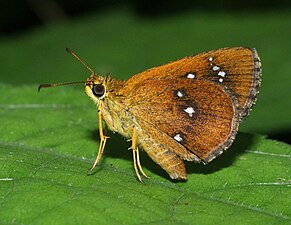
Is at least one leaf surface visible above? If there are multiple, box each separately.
[0,83,290,225]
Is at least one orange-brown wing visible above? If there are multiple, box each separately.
[121,47,261,121]
[123,78,239,163]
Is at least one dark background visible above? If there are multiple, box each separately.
[1,0,291,35]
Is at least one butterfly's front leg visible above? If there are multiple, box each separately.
[88,102,110,172]
[130,127,149,182]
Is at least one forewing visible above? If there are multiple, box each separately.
[122,47,261,121]
[123,78,239,162]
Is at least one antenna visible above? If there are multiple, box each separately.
[38,48,94,92]
[38,81,85,92]
[66,48,95,74]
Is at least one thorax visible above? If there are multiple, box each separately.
[101,96,136,138]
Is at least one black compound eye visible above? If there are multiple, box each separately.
[92,84,105,97]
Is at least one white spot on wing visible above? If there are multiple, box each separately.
[184,107,195,117]
[208,57,213,62]
[212,66,220,71]
[187,73,195,79]
[219,78,223,83]
[177,91,184,98]
[218,71,226,77]
[174,134,183,142]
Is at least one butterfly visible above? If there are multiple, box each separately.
[39,47,262,182]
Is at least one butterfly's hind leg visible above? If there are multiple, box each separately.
[88,103,110,172]
[130,127,149,182]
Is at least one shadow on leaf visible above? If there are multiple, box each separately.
[87,129,171,180]
[186,132,256,175]
[87,129,256,182]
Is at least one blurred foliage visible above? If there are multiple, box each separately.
[1,0,291,34]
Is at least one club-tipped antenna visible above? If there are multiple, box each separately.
[38,48,95,92]
[66,48,95,75]
[38,81,85,92]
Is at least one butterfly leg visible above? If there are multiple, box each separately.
[131,127,149,182]
[88,103,109,171]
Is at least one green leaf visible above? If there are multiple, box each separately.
[0,83,290,225]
